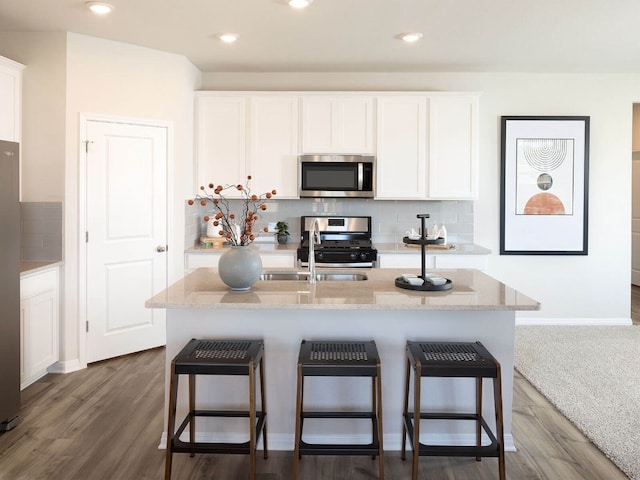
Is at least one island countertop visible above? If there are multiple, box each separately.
[146,267,539,311]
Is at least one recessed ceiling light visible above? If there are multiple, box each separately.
[288,0,313,8]
[217,33,240,44]
[85,1,114,15]
[397,32,423,43]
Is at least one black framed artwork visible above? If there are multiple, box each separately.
[500,116,590,255]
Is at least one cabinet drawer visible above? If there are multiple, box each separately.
[185,252,296,271]
[377,253,434,269]
[260,255,295,269]
[21,268,58,300]
[186,253,221,270]
[434,255,487,270]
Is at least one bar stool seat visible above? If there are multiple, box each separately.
[165,338,267,480]
[402,341,505,480]
[294,340,384,480]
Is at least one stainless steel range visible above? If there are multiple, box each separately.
[296,216,377,268]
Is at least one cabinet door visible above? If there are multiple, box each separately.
[0,57,23,142]
[301,97,333,152]
[377,253,434,269]
[26,289,58,378]
[19,300,26,387]
[336,97,374,153]
[433,254,487,270]
[248,96,299,198]
[195,95,246,196]
[375,96,427,199]
[427,96,478,199]
[301,96,373,153]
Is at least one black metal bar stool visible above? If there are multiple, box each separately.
[401,341,505,480]
[164,338,268,480]
[293,340,384,480]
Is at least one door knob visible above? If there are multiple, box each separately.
[156,245,167,252]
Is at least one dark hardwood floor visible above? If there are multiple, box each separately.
[0,344,630,479]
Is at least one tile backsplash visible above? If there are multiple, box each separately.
[21,202,63,262]
[186,198,473,247]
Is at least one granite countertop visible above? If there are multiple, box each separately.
[185,243,298,254]
[375,243,490,255]
[186,242,489,255]
[146,267,539,311]
[20,261,63,276]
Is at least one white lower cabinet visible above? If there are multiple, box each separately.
[377,253,435,269]
[185,251,295,273]
[20,267,60,389]
[377,253,487,271]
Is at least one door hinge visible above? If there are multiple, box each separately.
[86,231,89,243]
[86,321,89,333]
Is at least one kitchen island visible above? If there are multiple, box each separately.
[146,267,539,452]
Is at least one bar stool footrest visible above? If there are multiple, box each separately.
[299,411,380,456]
[171,410,267,455]
[299,440,381,456]
[301,411,376,419]
[403,412,500,458]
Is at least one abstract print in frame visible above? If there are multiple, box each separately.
[500,116,589,255]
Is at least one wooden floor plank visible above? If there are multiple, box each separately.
[0,346,631,479]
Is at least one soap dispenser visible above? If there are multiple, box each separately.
[440,224,447,244]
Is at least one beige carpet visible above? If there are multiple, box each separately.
[514,325,640,480]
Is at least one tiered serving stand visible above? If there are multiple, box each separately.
[394,213,453,291]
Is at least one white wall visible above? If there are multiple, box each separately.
[1,32,203,365]
[63,33,201,365]
[202,72,637,323]
[0,32,67,201]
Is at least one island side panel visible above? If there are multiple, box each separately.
[162,307,516,451]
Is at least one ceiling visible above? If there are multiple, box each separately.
[1,0,639,73]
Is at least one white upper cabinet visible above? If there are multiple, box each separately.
[301,96,374,154]
[375,96,427,199]
[195,93,299,199]
[195,95,247,197]
[248,96,299,198]
[375,93,479,200]
[428,95,478,199]
[195,91,478,202]
[0,56,24,143]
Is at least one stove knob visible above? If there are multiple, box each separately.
[360,252,368,261]
[317,252,324,260]
[350,252,358,260]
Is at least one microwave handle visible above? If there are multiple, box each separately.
[357,162,364,191]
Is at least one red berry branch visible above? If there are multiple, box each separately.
[188,175,277,246]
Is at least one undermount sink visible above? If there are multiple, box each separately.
[259,271,368,282]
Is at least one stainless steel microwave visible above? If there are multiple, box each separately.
[298,155,375,198]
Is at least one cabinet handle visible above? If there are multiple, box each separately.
[156,245,167,253]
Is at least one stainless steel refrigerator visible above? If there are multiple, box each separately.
[0,140,21,432]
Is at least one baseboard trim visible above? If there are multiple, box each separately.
[516,317,632,326]
[158,432,516,453]
[47,359,83,374]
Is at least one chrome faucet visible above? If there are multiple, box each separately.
[308,218,321,284]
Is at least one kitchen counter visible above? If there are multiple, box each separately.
[185,242,489,256]
[146,267,536,311]
[20,261,63,276]
[185,242,299,255]
[148,268,538,453]
[375,242,490,255]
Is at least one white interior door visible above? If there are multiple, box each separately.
[85,120,167,363]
